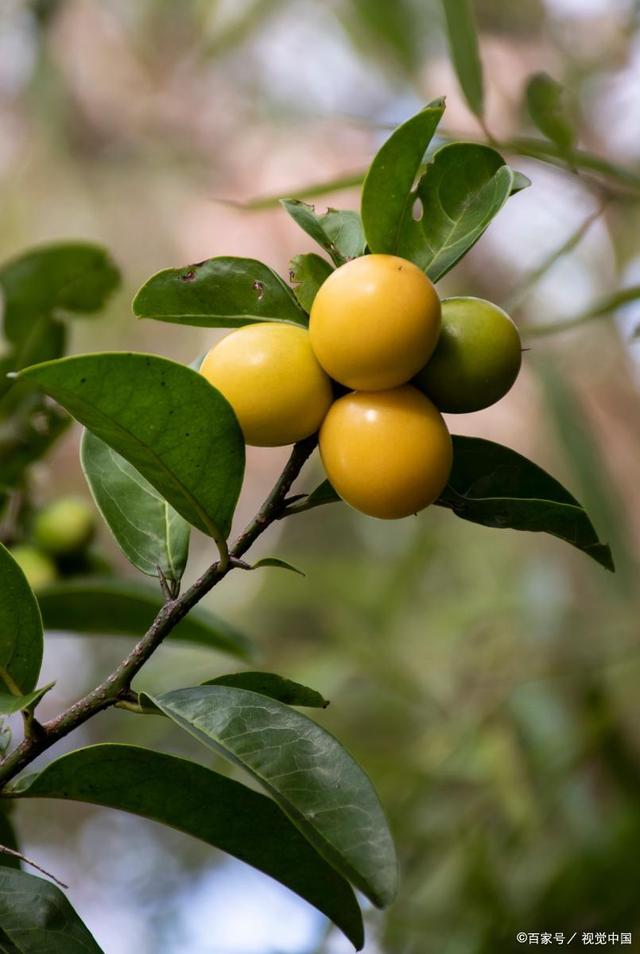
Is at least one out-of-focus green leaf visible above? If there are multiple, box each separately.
[144,685,398,908]
[18,353,245,546]
[0,867,104,951]
[525,285,640,337]
[536,361,633,586]
[236,171,365,210]
[203,672,329,708]
[10,744,364,950]
[0,808,20,870]
[0,242,120,345]
[342,0,422,76]
[441,0,484,119]
[37,579,253,659]
[0,400,70,488]
[526,73,575,159]
[133,257,306,328]
[251,557,305,576]
[0,543,43,697]
[361,99,445,255]
[436,436,614,571]
[506,137,640,192]
[413,143,515,281]
[289,254,333,312]
[0,682,53,715]
[81,429,190,589]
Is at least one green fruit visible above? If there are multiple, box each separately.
[33,496,96,555]
[414,297,522,413]
[10,545,57,591]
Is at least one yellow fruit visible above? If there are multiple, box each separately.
[319,385,452,519]
[415,297,522,413]
[10,545,57,591]
[33,497,95,555]
[200,323,333,447]
[309,254,441,390]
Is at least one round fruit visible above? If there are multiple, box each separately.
[319,385,452,519]
[33,497,96,556]
[10,545,57,591]
[415,297,522,413]
[309,254,441,391]
[200,323,333,447]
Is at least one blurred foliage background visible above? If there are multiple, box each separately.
[1,0,640,951]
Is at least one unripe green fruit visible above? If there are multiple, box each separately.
[414,297,522,413]
[33,497,96,556]
[10,545,57,591]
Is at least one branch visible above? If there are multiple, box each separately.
[0,844,68,889]
[0,437,318,788]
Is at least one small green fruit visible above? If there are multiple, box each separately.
[415,297,522,413]
[10,545,57,591]
[33,496,96,556]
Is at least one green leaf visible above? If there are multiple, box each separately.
[80,429,190,589]
[441,0,485,119]
[0,683,53,716]
[436,436,614,571]
[285,480,341,515]
[251,557,305,576]
[526,72,575,158]
[0,242,120,346]
[289,254,333,312]
[361,99,445,255]
[281,200,345,266]
[10,745,364,950]
[17,353,245,547]
[281,202,365,266]
[0,543,43,697]
[0,868,104,952]
[144,685,398,908]
[203,672,329,708]
[0,402,70,489]
[506,138,640,192]
[320,209,366,260]
[133,257,307,329]
[413,143,515,281]
[37,579,253,659]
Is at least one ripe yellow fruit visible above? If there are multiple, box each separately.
[415,297,522,413]
[319,386,452,519]
[309,254,441,390]
[200,323,333,447]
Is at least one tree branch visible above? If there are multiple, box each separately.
[0,436,318,789]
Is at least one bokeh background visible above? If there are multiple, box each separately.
[1,0,640,951]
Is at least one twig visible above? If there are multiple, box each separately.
[0,844,68,889]
[0,437,318,789]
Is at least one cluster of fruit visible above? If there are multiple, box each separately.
[9,496,96,590]
[201,254,522,519]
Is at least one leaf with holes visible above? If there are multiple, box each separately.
[143,685,398,908]
[133,257,306,328]
[436,436,614,570]
[0,543,43,698]
[289,254,333,312]
[18,353,245,547]
[37,579,253,659]
[410,143,516,281]
[10,745,364,950]
[81,429,190,588]
[361,99,445,255]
